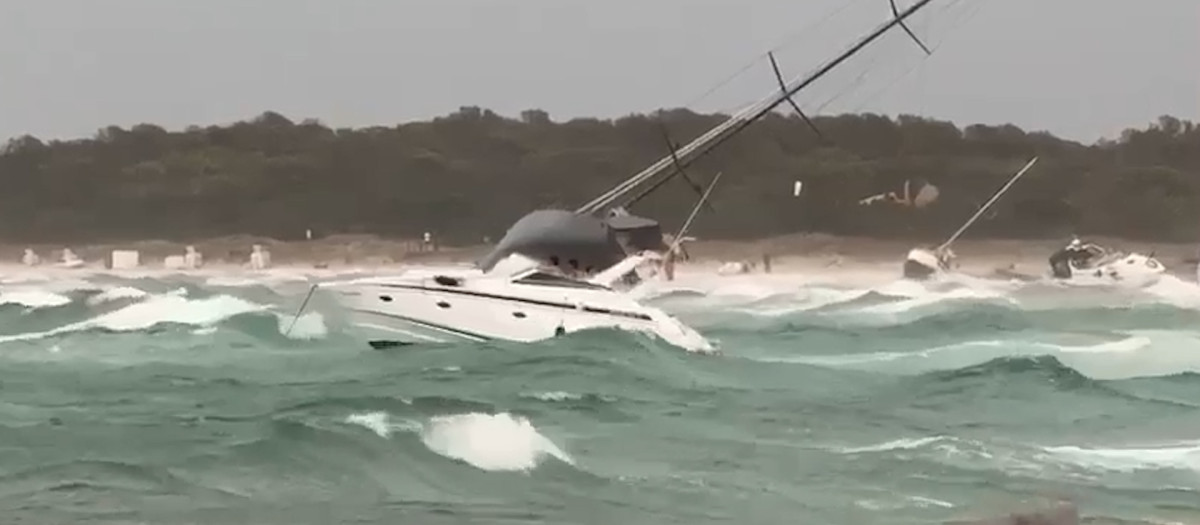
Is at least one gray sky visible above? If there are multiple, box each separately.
[1,0,1195,145]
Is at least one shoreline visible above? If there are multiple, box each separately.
[1,233,1195,278]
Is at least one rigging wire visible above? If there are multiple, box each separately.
[799,0,990,118]
[580,0,986,215]
[835,0,991,115]
[678,0,867,112]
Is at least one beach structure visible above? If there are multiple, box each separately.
[717,261,754,275]
[184,245,203,268]
[163,254,186,269]
[249,244,272,269]
[57,248,84,268]
[21,248,40,266]
[110,250,140,270]
[165,245,204,269]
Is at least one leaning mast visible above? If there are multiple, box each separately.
[575,0,938,216]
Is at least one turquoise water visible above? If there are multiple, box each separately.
[1,269,1198,524]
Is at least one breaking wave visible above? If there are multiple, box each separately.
[1,266,1198,523]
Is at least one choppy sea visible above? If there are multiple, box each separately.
[1,265,1198,524]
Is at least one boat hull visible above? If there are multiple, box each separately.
[344,306,488,347]
[327,277,712,352]
[1054,252,1164,288]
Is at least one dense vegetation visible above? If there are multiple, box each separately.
[1,108,1197,244]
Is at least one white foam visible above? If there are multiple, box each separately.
[854,495,956,510]
[853,283,1013,318]
[275,311,328,340]
[85,286,149,306]
[0,289,71,309]
[838,436,948,454]
[1044,440,1200,473]
[1142,275,1200,308]
[420,412,573,471]
[343,410,573,472]
[344,411,420,438]
[1055,335,1150,354]
[760,331,1200,381]
[86,293,266,331]
[0,292,268,344]
[523,391,584,402]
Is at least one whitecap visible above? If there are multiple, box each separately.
[420,412,573,472]
[85,293,266,331]
[85,286,150,306]
[274,311,328,340]
[1043,440,1200,473]
[343,410,572,472]
[344,411,420,438]
[522,391,584,402]
[838,436,949,454]
[0,289,71,309]
[0,292,268,344]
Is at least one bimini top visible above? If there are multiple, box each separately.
[477,209,628,273]
[604,213,659,231]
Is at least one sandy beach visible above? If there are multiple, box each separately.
[1,233,1195,280]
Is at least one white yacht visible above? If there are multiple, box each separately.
[325,251,713,352]
[319,0,942,352]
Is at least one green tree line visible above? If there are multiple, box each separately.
[1,108,1197,244]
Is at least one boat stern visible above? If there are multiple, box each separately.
[1106,252,1166,287]
[1063,251,1166,288]
[903,248,942,280]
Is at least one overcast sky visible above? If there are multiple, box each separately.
[1,0,1195,144]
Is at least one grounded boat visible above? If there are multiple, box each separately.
[1047,238,1164,287]
[901,156,1040,281]
[325,252,712,352]
[902,247,955,280]
[325,0,944,350]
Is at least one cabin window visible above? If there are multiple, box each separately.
[515,271,608,290]
[513,312,527,319]
[434,275,461,286]
[436,301,451,309]
[379,295,393,302]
